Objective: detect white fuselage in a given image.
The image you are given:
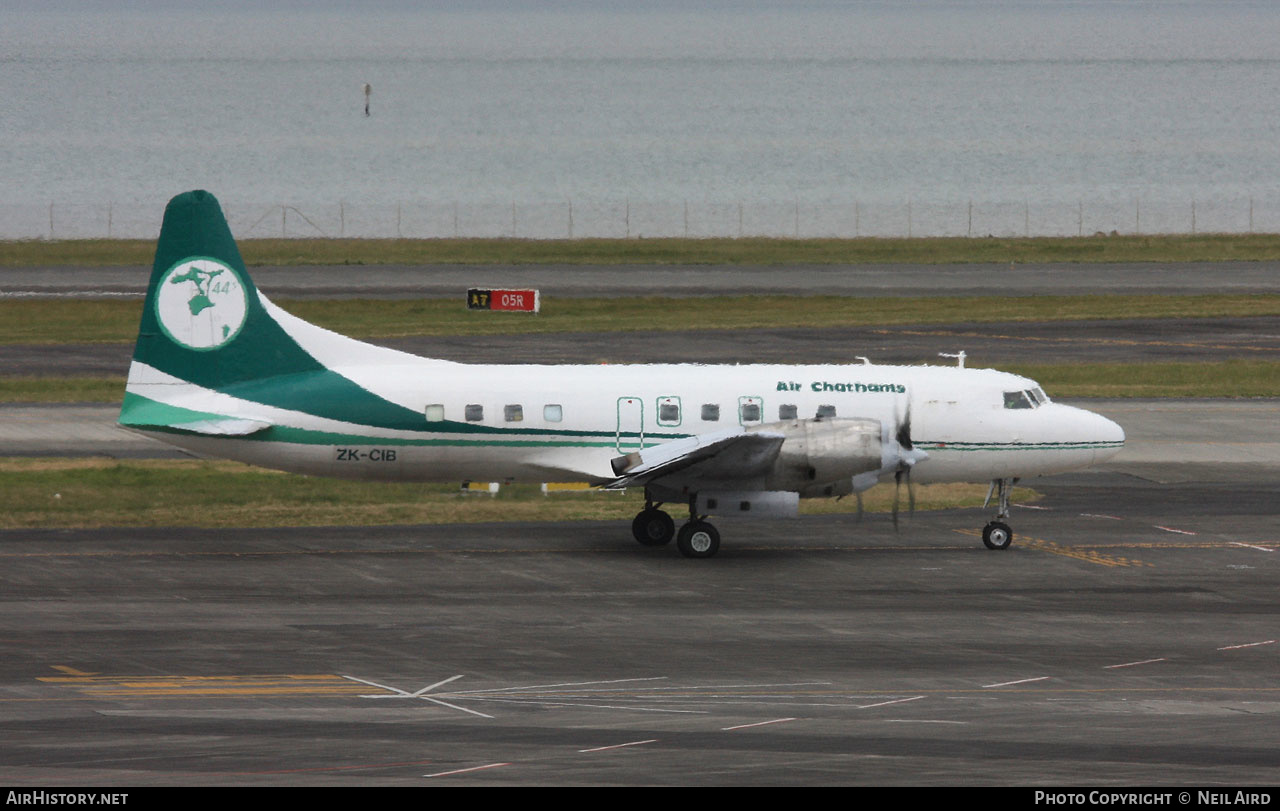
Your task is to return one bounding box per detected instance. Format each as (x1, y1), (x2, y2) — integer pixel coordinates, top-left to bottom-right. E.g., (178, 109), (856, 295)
(129, 357), (1125, 489)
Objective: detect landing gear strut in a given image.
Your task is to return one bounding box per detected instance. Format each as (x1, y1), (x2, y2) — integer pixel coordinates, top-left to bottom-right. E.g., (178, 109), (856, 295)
(982, 477), (1016, 550)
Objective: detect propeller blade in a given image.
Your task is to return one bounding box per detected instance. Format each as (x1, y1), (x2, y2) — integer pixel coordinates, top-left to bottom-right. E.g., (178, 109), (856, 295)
(892, 469), (903, 531)
(907, 467), (916, 517)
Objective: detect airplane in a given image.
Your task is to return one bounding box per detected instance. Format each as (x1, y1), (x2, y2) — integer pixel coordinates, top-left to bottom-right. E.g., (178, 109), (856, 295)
(119, 190), (1126, 558)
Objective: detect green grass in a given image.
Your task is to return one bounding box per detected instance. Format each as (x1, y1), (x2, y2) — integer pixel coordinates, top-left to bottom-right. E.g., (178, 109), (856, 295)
(3, 293), (1278, 345)
(0, 457), (1019, 530)
(8, 233), (1280, 267)
(0, 376), (126, 403)
(1004, 360), (1280, 399)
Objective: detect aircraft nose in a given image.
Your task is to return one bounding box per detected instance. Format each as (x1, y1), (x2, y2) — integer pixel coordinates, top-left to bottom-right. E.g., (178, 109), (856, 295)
(1088, 410), (1125, 463)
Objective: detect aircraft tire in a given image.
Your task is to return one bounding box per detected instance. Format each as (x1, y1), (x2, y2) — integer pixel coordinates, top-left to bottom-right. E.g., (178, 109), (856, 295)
(632, 508), (675, 546)
(676, 520), (720, 558)
(982, 521), (1013, 550)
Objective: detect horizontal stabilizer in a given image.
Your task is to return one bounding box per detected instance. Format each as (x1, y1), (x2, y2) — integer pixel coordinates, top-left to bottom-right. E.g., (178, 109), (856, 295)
(162, 417), (272, 437)
(118, 391), (272, 436)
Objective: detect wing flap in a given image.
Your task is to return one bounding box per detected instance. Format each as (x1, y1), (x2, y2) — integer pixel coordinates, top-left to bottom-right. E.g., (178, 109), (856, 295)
(605, 428), (785, 490)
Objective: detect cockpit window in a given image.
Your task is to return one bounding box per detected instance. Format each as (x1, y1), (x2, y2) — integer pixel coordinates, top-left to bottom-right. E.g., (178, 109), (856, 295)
(1030, 386), (1049, 405)
(1003, 390), (1035, 410)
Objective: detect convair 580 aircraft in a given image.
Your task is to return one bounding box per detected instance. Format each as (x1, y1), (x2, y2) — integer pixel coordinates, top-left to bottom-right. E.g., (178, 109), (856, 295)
(120, 191), (1125, 558)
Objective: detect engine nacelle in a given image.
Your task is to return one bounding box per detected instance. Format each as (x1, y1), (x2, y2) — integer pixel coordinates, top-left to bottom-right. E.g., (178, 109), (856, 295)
(749, 417), (884, 493)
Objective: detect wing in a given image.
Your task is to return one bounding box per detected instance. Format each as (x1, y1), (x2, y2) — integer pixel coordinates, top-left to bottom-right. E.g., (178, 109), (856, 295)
(604, 427), (786, 490)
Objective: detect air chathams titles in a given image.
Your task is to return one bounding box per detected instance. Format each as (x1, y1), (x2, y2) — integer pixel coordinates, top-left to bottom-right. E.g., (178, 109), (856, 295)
(777, 380), (907, 394)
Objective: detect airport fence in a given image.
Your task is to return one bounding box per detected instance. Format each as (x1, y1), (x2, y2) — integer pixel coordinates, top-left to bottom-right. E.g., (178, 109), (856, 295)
(3, 197), (1278, 240)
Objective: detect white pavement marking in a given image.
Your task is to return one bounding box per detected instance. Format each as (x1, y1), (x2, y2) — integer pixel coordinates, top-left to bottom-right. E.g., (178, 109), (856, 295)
(445, 676), (669, 695)
(855, 696), (925, 710)
(425, 762), (511, 778)
(983, 676), (1051, 688)
(1217, 640), (1276, 651)
(1104, 658), (1167, 669)
(722, 718), (797, 731)
(463, 697), (707, 714)
(342, 674), (494, 718)
(579, 739), (658, 753)
(1231, 542), (1275, 552)
(1155, 525), (1197, 535)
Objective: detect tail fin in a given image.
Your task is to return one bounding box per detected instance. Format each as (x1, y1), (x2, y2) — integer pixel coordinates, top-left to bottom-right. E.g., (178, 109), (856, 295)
(129, 190), (321, 389)
(121, 190), (430, 434)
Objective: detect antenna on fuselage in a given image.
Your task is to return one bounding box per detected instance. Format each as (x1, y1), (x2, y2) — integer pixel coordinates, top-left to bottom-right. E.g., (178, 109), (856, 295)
(938, 350), (967, 368)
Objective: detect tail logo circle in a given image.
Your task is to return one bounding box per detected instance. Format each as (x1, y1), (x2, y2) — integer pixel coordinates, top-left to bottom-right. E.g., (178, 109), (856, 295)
(155, 257), (248, 350)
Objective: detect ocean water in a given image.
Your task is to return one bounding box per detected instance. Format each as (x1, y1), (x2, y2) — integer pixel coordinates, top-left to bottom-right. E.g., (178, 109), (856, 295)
(4, 1), (1280, 238)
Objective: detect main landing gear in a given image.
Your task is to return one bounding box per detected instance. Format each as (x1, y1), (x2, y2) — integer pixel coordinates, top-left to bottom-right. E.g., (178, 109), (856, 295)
(631, 493), (721, 558)
(982, 477), (1016, 550)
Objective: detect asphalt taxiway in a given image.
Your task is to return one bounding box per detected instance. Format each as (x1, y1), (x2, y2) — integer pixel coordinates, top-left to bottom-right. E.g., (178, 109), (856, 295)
(0, 472), (1276, 785)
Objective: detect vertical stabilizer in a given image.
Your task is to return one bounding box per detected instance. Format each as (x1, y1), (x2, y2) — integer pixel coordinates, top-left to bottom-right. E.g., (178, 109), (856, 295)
(122, 191), (430, 433)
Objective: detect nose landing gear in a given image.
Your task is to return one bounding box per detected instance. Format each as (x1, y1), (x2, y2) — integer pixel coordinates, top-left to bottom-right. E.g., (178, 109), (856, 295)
(981, 478), (1016, 550)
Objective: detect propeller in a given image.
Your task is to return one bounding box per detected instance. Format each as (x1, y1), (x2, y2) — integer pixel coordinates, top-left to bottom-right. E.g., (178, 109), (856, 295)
(890, 399), (923, 531)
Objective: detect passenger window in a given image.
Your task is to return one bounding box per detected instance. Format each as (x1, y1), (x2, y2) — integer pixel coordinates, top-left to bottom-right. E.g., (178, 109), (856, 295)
(544, 404), (563, 422)
(779, 404), (798, 420)
(504, 404), (524, 422)
(740, 403), (761, 422)
(657, 397), (681, 426)
(425, 404), (445, 422)
(1003, 391), (1033, 410)
(701, 404), (720, 422)
(465, 404), (484, 421)
(817, 405), (837, 418)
